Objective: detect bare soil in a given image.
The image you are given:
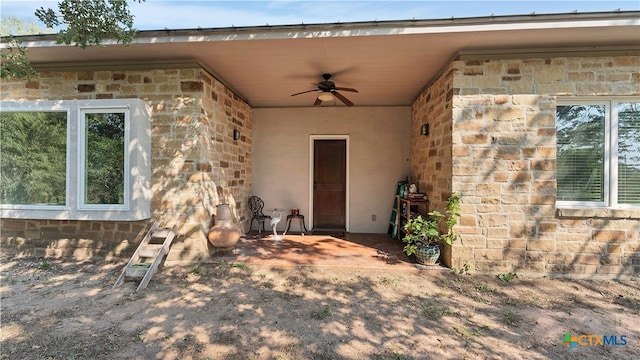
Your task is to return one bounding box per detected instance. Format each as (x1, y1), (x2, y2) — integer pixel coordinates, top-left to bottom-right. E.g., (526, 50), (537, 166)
(1, 254), (638, 360)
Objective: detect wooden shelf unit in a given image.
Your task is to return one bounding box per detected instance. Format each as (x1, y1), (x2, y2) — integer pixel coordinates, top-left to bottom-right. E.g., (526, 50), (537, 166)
(396, 195), (429, 240)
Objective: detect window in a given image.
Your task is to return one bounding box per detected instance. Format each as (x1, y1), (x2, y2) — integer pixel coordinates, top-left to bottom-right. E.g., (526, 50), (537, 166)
(81, 109), (126, 207)
(0, 99), (151, 220)
(1, 111), (67, 206)
(556, 99), (640, 208)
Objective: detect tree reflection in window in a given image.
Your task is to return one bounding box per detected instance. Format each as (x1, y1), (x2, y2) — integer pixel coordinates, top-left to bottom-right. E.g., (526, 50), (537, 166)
(556, 105), (605, 202)
(618, 102), (640, 204)
(0, 111), (67, 205)
(84, 112), (125, 205)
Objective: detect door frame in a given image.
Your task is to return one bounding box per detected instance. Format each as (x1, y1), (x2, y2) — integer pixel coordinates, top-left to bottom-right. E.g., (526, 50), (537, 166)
(309, 134), (350, 232)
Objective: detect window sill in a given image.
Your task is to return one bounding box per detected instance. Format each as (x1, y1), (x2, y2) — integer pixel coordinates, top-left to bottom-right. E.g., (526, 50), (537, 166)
(556, 207), (640, 219)
(0, 207), (151, 221)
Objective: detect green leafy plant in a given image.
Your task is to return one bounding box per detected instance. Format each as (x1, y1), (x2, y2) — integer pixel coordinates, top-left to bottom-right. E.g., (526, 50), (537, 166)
(37, 260), (51, 270)
(497, 272), (520, 283)
(187, 263), (203, 275)
(401, 192), (461, 256)
(475, 282), (494, 293)
(231, 262), (248, 270)
(310, 304), (333, 320)
(35, 0), (145, 49)
(420, 300), (454, 319)
(502, 309), (522, 326)
(0, 38), (38, 80)
(453, 263), (472, 275)
(2, 0), (146, 80)
(402, 213), (439, 256)
(440, 192), (462, 246)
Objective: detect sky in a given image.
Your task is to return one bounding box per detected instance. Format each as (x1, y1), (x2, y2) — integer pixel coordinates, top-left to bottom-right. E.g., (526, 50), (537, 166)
(1, 0), (639, 32)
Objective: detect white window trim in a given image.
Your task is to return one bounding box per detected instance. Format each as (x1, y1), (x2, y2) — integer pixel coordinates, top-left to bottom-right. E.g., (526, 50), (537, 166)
(77, 106), (131, 211)
(556, 97), (640, 210)
(0, 99), (151, 221)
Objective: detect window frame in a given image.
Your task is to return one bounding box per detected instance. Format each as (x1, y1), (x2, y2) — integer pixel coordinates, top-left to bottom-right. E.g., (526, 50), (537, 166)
(556, 97), (640, 210)
(0, 99), (151, 221)
(78, 106), (130, 211)
(0, 106), (72, 210)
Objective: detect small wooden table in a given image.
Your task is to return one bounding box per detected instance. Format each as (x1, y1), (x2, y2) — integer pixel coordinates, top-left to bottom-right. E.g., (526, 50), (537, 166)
(284, 214), (308, 235)
(396, 196), (429, 240)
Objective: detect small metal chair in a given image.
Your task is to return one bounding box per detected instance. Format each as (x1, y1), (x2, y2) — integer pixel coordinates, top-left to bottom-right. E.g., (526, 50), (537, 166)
(248, 196), (271, 236)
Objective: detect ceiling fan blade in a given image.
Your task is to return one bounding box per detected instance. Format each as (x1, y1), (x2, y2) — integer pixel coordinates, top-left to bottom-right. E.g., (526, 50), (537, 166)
(333, 91), (354, 106)
(334, 87), (358, 93)
(313, 98), (322, 106)
(291, 89), (319, 96)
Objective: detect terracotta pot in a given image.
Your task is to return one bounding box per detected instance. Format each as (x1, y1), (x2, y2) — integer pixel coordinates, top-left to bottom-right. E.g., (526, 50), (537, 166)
(207, 204), (242, 250)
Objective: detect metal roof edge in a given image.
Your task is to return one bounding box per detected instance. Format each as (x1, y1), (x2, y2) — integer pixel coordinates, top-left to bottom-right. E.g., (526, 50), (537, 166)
(127, 10), (640, 36)
(3, 10), (639, 46)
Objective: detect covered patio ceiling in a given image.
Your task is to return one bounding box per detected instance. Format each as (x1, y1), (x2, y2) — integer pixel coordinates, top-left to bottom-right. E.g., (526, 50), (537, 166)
(10, 11), (640, 108)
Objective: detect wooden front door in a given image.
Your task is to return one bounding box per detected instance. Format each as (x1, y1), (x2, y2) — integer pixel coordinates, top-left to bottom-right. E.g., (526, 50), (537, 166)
(313, 139), (346, 229)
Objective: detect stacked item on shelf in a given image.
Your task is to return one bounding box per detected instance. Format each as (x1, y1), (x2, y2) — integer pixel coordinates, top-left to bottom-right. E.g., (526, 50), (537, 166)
(407, 192), (427, 200)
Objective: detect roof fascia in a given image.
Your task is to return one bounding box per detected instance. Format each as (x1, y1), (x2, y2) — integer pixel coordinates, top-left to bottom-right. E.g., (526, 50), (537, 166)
(3, 11), (639, 48)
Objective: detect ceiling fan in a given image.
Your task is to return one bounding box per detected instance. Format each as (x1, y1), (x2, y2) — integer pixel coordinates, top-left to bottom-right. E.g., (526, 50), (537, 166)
(290, 73), (359, 106)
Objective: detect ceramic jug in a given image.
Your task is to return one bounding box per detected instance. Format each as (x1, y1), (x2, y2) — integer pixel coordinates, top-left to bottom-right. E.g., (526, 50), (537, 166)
(207, 204), (242, 250)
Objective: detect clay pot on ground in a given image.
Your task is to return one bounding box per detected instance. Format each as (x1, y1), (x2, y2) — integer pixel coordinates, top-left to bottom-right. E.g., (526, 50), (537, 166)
(207, 204), (242, 251)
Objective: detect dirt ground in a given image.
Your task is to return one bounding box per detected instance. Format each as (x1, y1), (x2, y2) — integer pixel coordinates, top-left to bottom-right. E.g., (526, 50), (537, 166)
(1, 253), (638, 360)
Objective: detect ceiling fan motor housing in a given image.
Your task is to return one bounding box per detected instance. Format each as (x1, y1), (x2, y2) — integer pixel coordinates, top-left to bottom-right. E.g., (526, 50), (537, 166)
(290, 73), (358, 106)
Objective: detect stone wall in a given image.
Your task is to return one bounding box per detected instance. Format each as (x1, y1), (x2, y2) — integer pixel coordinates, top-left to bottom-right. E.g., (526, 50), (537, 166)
(412, 55), (640, 278)
(410, 63), (456, 267)
(452, 55), (640, 278)
(412, 56), (640, 278)
(0, 66), (252, 263)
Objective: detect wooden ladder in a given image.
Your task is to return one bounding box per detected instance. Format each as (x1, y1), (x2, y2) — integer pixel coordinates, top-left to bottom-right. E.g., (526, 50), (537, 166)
(113, 219), (180, 291)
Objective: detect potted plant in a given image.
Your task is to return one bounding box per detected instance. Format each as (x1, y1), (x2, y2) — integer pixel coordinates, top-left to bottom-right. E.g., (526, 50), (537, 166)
(402, 213), (441, 265)
(402, 193), (461, 265)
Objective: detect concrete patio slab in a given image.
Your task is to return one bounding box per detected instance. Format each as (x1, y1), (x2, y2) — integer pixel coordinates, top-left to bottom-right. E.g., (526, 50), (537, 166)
(207, 232), (449, 271)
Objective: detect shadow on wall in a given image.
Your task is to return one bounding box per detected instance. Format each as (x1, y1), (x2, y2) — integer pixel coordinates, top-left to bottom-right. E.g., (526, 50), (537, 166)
(466, 102), (639, 279)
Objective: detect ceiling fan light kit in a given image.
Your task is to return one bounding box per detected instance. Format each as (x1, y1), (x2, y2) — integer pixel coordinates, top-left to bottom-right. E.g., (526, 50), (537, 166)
(317, 93), (334, 102)
(291, 73), (358, 106)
